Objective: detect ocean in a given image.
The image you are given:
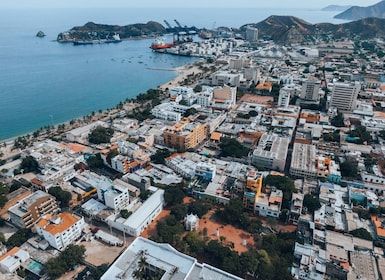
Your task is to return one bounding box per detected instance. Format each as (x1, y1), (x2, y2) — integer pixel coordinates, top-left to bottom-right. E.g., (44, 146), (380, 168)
(0, 7), (347, 141)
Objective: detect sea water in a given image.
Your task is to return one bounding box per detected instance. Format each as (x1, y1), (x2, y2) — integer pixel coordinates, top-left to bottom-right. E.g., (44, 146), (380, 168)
(0, 7), (346, 141)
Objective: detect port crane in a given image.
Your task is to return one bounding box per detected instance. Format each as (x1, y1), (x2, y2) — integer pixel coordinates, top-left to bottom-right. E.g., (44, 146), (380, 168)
(163, 20), (173, 30)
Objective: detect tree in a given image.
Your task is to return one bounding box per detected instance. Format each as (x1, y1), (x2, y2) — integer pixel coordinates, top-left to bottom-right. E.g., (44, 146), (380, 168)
(219, 137), (249, 158)
(151, 149), (172, 164)
(106, 149), (119, 165)
(20, 156), (40, 173)
(303, 194), (321, 214)
(120, 209), (132, 219)
(330, 112), (345, 127)
(170, 204), (188, 221)
(349, 228), (373, 241)
(340, 160), (359, 179)
(88, 126), (114, 144)
(86, 153), (104, 168)
(193, 84), (202, 92)
(0, 232), (5, 243)
(164, 187), (185, 206)
(6, 228), (33, 248)
(188, 200), (210, 218)
(48, 186), (72, 207)
(264, 175), (296, 209)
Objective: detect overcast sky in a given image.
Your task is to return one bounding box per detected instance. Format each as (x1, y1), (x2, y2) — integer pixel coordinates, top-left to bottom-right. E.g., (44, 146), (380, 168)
(2, 0), (381, 9)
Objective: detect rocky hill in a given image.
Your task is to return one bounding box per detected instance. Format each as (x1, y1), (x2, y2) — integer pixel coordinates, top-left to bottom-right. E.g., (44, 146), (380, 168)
(334, 0), (385, 20)
(57, 21), (166, 42)
(242, 15), (385, 44)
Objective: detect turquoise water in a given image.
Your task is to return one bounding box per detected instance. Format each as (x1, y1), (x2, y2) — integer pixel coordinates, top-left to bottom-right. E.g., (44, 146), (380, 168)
(0, 7), (344, 141)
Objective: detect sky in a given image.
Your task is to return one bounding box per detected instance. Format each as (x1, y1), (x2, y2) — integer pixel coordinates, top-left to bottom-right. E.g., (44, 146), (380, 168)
(1, 0), (382, 9)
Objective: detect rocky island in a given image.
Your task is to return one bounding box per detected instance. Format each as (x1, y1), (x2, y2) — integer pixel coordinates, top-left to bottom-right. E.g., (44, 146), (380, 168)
(36, 30), (46, 38)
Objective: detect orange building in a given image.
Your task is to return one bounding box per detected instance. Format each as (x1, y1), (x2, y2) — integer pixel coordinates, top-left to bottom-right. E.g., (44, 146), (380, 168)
(164, 119), (209, 150)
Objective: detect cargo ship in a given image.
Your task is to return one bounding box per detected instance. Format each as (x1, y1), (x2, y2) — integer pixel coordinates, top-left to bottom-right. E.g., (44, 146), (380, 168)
(73, 33), (122, 45)
(150, 37), (174, 50)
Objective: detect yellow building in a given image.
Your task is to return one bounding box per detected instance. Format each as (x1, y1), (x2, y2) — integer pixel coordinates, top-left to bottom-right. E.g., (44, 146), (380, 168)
(243, 171), (263, 211)
(164, 119), (209, 150)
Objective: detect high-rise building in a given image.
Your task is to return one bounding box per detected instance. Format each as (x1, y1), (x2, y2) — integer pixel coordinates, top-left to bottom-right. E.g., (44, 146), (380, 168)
(329, 82), (360, 112)
(245, 26), (259, 42)
(300, 80), (321, 101)
(278, 88), (291, 108)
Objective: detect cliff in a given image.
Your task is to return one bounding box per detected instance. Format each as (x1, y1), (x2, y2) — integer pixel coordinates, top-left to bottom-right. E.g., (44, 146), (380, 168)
(334, 0), (385, 20)
(57, 21), (166, 42)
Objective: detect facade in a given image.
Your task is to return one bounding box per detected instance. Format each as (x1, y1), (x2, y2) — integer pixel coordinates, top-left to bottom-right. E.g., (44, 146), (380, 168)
(329, 81), (360, 112)
(0, 247), (30, 274)
(255, 189), (283, 218)
(8, 190), (57, 229)
(164, 119), (209, 150)
(195, 162), (216, 181)
(300, 80), (321, 101)
(212, 86), (237, 110)
(251, 133), (290, 171)
(245, 26), (259, 42)
(96, 180), (130, 211)
(290, 143), (318, 178)
(278, 88), (291, 108)
(101, 237), (243, 280)
(35, 212), (86, 250)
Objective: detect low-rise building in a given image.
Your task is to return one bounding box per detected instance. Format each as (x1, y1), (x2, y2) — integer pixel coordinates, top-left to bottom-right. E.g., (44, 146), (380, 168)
(8, 190), (57, 229)
(0, 247), (30, 274)
(35, 212), (86, 250)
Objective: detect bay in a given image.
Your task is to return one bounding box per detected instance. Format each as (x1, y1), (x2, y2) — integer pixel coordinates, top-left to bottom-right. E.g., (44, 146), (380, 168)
(0, 7), (346, 141)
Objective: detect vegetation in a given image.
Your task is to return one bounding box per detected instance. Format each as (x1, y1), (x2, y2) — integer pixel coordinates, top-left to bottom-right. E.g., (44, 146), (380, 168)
(330, 112), (345, 127)
(120, 209), (132, 219)
(170, 204), (188, 221)
(303, 194), (321, 214)
(164, 186), (185, 206)
(151, 149), (172, 164)
(349, 228), (373, 241)
(106, 149), (119, 165)
(219, 137), (249, 158)
(264, 175), (296, 209)
(84, 263), (110, 280)
(45, 244), (86, 279)
(88, 126), (114, 144)
(48, 186), (72, 207)
(187, 200), (211, 218)
(20, 156), (40, 173)
(348, 125), (372, 144)
(86, 153), (104, 168)
(6, 228), (33, 248)
(139, 189), (152, 201)
(340, 160), (359, 179)
(323, 130), (340, 142)
(155, 215), (184, 245)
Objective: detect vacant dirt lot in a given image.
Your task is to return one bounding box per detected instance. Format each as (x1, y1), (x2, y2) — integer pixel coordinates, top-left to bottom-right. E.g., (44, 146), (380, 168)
(80, 238), (126, 266)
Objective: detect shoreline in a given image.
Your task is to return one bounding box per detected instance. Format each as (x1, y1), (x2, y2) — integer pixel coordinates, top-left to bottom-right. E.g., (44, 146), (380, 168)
(0, 61), (205, 149)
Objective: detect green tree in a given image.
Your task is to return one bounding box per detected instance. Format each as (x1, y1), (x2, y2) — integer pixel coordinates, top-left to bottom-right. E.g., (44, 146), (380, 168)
(170, 204), (188, 221)
(88, 126), (114, 144)
(48, 186), (72, 207)
(303, 194), (321, 214)
(219, 137), (249, 158)
(0, 232), (6, 243)
(349, 228), (373, 241)
(20, 156), (40, 173)
(120, 209), (132, 219)
(6, 228), (33, 248)
(188, 200), (210, 218)
(151, 149), (172, 164)
(164, 187), (185, 206)
(340, 160), (359, 179)
(86, 153), (104, 168)
(106, 149), (119, 165)
(264, 175), (296, 209)
(330, 112), (345, 127)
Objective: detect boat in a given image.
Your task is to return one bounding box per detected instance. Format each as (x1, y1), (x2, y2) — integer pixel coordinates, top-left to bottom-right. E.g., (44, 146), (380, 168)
(150, 37), (174, 50)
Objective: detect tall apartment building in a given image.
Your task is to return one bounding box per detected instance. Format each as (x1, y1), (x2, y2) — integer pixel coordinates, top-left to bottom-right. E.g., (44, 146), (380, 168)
(278, 88), (291, 108)
(35, 212), (86, 250)
(300, 80), (321, 101)
(245, 26), (259, 42)
(164, 119), (209, 150)
(8, 190), (57, 229)
(329, 82), (360, 112)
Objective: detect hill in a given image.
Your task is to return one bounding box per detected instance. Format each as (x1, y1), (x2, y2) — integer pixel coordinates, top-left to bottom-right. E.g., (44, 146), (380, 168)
(334, 0), (385, 20)
(322, 5), (352, 12)
(57, 21), (166, 42)
(243, 15), (385, 44)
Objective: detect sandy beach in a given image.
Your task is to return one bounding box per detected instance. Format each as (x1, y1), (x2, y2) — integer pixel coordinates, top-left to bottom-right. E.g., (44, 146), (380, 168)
(159, 64), (203, 90)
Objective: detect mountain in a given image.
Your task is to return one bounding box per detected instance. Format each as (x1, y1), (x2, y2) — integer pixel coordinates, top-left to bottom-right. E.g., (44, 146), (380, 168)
(57, 21), (166, 42)
(322, 5), (352, 12)
(243, 15), (385, 44)
(334, 0), (385, 20)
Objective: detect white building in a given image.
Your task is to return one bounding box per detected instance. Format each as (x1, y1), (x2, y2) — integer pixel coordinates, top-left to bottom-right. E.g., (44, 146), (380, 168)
(195, 162), (216, 181)
(101, 237), (243, 280)
(65, 120), (108, 143)
(107, 187), (164, 237)
(329, 81), (360, 112)
(184, 213), (200, 231)
(196, 87), (213, 107)
(35, 213), (86, 250)
(290, 143), (318, 178)
(278, 88), (291, 108)
(245, 26), (258, 42)
(0, 247), (30, 274)
(251, 133), (290, 171)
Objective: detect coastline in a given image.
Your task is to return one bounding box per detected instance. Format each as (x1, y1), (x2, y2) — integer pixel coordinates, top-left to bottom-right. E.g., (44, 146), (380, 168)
(0, 61), (203, 151)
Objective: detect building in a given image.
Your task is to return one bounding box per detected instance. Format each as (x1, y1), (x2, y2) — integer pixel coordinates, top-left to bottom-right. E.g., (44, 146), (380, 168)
(107, 187), (164, 237)
(255, 189), (283, 218)
(164, 119), (209, 150)
(184, 213), (200, 231)
(301, 80), (321, 101)
(290, 143), (318, 178)
(212, 86), (237, 110)
(329, 81), (360, 112)
(251, 133), (290, 171)
(35, 212), (86, 250)
(278, 88), (290, 108)
(96, 179), (130, 211)
(0, 247), (30, 274)
(101, 237), (243, 280)
(245, 25), (258, 42)
(8, 190), (57, 229)
(195, 162), (216, 181)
